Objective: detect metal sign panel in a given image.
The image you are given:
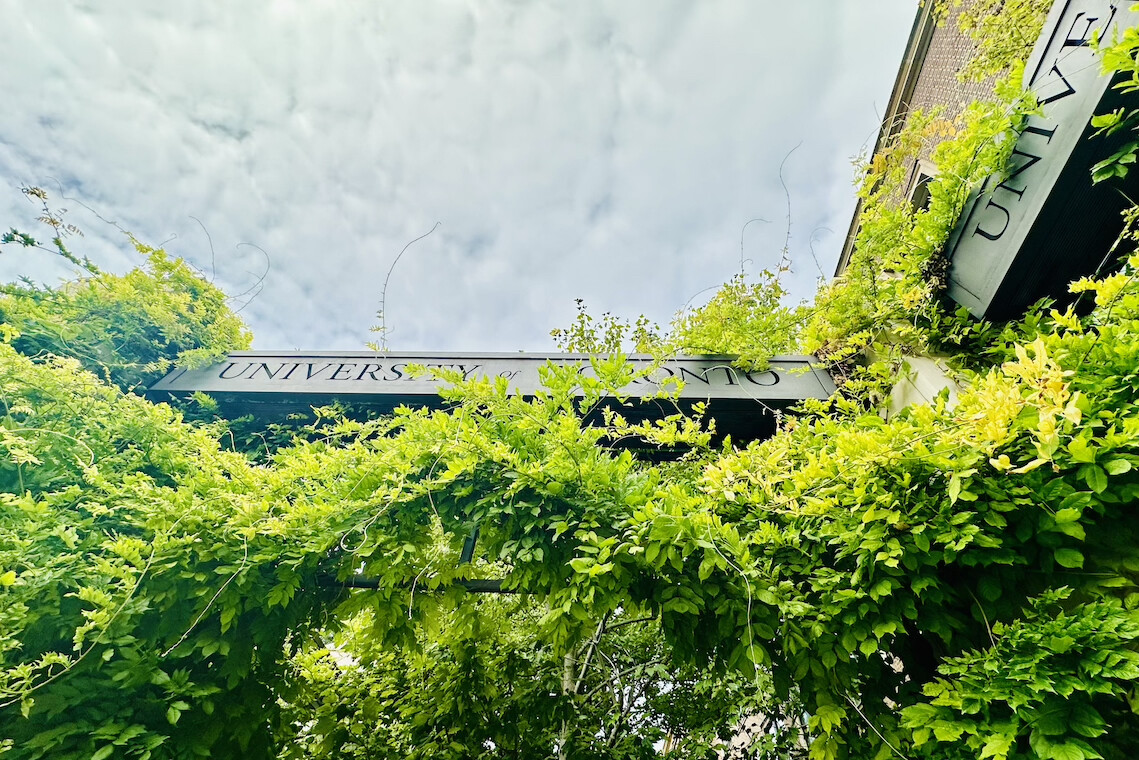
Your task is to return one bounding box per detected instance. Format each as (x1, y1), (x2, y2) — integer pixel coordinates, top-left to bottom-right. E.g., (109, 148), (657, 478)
(945, 0), (1139, 319)
(149, 352), (832, 401)
(147, 352), (835, 444)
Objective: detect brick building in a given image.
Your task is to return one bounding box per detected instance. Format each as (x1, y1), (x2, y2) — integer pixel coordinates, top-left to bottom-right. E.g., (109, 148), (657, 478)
(835, 0), (1139, 322)
(834, 2), (998, 275)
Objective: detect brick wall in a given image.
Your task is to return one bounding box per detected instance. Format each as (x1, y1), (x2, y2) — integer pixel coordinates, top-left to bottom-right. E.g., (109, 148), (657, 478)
(836, 0), (1011, 273)
(909, 6), (998, 117)
(905, 3), (1000, 182)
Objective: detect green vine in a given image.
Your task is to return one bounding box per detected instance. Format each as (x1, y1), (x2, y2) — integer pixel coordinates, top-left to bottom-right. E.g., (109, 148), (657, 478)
(3, 6), (1139, 759)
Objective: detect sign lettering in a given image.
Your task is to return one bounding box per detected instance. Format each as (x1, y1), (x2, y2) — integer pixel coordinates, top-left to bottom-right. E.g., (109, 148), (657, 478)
(945, 0), (1139, 319)
(149, 352), (831, 404)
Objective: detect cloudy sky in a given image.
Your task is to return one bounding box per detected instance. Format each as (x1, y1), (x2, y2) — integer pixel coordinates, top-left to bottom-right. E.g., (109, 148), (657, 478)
(0, 0), (916, 352)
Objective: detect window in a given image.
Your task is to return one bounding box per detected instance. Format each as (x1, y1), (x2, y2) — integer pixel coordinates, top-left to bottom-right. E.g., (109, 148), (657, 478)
(909, 160), (937, 212)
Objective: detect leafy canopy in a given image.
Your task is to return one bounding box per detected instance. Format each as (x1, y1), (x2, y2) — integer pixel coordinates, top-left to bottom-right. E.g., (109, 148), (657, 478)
(4, 6), (1139, 759)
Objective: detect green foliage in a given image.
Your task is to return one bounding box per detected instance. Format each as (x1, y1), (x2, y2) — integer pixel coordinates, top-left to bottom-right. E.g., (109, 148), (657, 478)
(550, 298), (663, 355)
(701, 248), (1139, 757)
(903, 591), (1139, 760)
(0, 332), (754, 758)
(0, 345), (326, 759)
(933, 0), (1052, 83)
(4, 8), (1139, 759)
(802, 70), (1035, 366)
(552, 268), (801, 372)
(669, 268), (804, 370)
(280, 603), (781, 760)
(0, 189), (251, 391)
(5, 231), (1139, 756)
(1091, 13), (1139, 183)
(280, 603), (565, 759)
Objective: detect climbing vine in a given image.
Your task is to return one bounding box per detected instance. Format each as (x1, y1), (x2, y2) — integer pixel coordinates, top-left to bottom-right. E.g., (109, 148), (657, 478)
(0, 198), (250, 391)
(3, 4), (1139, 760)
(934, 0), (1052, 83)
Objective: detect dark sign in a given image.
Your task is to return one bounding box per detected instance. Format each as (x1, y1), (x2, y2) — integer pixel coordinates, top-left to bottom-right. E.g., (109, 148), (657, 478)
(147, 352), (836, 445)
(945, 0), (1139, 319)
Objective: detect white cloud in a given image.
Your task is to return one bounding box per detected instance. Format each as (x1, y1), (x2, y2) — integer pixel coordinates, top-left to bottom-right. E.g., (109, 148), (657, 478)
(0, 0), (917, 351)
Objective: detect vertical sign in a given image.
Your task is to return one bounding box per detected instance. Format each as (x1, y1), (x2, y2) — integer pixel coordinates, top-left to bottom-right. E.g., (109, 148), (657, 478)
(945, 1), (1139, 319)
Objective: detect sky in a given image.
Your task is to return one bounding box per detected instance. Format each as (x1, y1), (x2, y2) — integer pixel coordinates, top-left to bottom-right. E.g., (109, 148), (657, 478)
(0, 0), (917, 352)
